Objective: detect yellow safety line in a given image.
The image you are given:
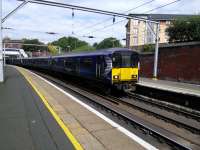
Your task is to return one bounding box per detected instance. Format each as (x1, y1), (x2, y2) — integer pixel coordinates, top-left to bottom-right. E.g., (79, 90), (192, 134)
(18, 68), (83, 150)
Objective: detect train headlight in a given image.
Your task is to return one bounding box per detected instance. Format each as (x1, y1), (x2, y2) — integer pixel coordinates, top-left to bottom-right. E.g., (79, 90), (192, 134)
(113, 75), (119, 79)
(132, 75), (137, 78)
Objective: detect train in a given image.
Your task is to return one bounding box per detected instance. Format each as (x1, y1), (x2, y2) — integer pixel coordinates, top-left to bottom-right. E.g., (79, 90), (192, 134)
(8, 48), (139, 91)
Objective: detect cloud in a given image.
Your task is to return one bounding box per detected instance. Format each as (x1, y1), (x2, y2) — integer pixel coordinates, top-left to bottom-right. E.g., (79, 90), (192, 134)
(2, 0), (200, 45)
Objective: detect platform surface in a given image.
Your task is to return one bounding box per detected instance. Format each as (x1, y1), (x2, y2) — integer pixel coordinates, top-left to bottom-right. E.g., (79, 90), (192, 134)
(0, 66), (75, 150)
(11, 66), (153, 150)
(139, 78), (200, 97)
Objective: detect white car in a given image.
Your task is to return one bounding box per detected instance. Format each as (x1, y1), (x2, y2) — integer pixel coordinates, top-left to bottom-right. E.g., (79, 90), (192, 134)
(3, 48), (28, 58)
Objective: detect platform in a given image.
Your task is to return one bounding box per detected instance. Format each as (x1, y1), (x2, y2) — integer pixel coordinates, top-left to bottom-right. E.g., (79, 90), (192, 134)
(138, 78), (200, 97)
(0, 66), (75, 150)
(0, 66), (157, 150)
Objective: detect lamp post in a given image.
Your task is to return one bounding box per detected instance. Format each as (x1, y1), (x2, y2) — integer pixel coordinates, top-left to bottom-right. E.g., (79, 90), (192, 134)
(153, 23), (160, 79)
(3, 42), (6, 66)
(0, 0), (3, 82)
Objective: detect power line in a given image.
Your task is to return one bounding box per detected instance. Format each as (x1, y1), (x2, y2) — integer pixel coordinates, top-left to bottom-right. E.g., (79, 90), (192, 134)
(75, 0), (156, 33)
(124, 0), (156, 13)
(84, 0), (182, 36)
(2, 27), (61, 35)
(6, 0), (182, 43)
(2, 0), (28, 23)
(18, 0), (157, 23)
(2, 26), (107, 40)
(84, 19), (127, 35)
(144, 0), (181, 13)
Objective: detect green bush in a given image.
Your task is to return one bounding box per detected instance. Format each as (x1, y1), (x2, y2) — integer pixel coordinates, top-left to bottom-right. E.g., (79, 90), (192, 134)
(143, 44), (154, 52)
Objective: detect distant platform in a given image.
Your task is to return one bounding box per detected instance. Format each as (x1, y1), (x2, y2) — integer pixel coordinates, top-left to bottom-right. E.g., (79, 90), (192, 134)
(138, 78), (200, 97)
(0, 66), (75, 150)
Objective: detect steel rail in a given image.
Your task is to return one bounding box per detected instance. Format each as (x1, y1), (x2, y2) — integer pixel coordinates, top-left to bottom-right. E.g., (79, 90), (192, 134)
(127, 92), (200, 121)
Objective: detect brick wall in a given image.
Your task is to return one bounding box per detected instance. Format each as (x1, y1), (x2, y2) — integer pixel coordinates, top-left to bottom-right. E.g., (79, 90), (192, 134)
(139, 42), (200, 84)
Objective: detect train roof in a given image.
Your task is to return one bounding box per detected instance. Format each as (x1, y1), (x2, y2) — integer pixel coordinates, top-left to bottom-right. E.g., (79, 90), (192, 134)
(53, 48), (138, 58)
(24, 48), (138, 59)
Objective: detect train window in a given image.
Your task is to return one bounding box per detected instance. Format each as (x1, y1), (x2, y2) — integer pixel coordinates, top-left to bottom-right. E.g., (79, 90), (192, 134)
(64, 58), (77, 71)
(64, 59), (72, 67)
(121, 54), (132, 67)
(82, 58), (93, 69)
(112, 53), (121, 68)
(52, 59), (57, 65)
(131, 54), (139, 67)
(113, 52), (139, 68)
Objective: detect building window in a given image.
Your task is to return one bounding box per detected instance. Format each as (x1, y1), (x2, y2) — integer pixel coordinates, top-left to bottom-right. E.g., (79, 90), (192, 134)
(133, 20), (138, 26)
(142, 32), (145, 44)
(133, 37), (138, 45)
(133, 28), (138, 36)
(166, 21), (171, 25)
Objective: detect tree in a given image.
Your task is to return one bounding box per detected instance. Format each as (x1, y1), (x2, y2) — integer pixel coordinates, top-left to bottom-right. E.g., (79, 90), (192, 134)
(51, 36), (91, 52)
(72, 44), (95, 52)
(48, 44), (58, 55)
(96, 37), (122, 49)
(143, 44), (154, 52)
(166, 16), (200, 42)
(22, 39), (46, 52)
(93, 42), (98, 48)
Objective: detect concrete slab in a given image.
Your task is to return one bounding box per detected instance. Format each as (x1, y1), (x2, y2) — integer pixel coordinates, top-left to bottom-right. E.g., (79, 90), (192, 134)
(74, 130), (106, 150)
(0, 66), (75, 150)
(77, 115), (114, 132)
(139, 77), (200, 97)
(15, 66), (154, 150)
(93, 128), (145, 150)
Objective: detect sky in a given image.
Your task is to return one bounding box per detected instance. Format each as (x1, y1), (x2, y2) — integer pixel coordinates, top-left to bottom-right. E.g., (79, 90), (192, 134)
(2, 0), (200, 45)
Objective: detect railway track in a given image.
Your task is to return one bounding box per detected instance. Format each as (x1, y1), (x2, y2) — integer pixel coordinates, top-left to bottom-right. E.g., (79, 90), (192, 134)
(120, 93), (200, 134)
(127, 92), (200, 122)
(135, 85), (200, 111)
(32, 70), (200, 150)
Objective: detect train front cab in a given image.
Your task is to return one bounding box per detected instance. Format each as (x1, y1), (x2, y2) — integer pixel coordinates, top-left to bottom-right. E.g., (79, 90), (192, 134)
(111, 51), (139, 90)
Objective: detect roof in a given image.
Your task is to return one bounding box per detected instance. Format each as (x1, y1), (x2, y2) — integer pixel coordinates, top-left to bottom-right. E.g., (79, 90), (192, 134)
(3, 39), (23, 43)
(53, 48), (138, 58)
(128, 14), (198, 21)
(28, 48), (138, 59)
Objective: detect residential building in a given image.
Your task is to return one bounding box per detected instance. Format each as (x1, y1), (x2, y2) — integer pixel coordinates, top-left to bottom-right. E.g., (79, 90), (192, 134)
(126, 14), (196, 49)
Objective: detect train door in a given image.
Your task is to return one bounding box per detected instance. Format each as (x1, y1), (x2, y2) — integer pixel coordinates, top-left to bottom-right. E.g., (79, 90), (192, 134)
(96, 56), (104, 78)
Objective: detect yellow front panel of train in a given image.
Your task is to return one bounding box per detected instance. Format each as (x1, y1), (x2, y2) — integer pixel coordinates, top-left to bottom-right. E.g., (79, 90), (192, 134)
(112, 68), (138, 82)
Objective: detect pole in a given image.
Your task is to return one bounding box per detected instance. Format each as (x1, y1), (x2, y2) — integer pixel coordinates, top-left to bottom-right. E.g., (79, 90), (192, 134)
(153, 23), (160, 79)
(0, 0), (4, 82)
(58, 47), (61, 54)
(3, 42), (5, 66)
